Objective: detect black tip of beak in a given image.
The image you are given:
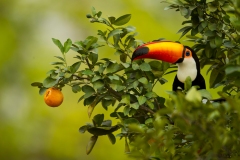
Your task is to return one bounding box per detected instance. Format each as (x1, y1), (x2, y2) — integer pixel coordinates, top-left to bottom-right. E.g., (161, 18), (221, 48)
(131, 47), (149, 61)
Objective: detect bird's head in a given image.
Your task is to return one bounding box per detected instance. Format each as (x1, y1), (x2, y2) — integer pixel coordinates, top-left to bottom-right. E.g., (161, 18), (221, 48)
(131, 41), (196, 65)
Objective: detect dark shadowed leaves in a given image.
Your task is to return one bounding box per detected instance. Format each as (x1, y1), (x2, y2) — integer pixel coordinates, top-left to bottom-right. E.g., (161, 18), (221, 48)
(108, 133), (116, 144)
(86, 135), (98, 155)
(93, 114), (104, 127)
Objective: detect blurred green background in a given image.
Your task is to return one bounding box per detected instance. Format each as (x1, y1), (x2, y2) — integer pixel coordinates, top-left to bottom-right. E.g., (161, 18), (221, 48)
(0, 0), (217, 159)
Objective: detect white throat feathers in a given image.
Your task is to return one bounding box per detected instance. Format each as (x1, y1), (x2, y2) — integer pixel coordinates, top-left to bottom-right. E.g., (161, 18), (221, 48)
(177, 57), (197, 83)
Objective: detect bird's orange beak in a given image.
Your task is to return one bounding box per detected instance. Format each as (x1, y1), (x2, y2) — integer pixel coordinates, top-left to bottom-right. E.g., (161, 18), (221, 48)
(132, 41), (185, 63)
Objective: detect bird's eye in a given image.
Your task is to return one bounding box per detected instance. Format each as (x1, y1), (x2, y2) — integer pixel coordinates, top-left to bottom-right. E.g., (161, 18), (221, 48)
(186, 51), (190, 56)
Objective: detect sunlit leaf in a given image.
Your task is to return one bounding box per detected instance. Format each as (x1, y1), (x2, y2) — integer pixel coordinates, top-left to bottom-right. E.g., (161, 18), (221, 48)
(137, 96), (147, 105)
(138, 77), (148, 84)
(121, 94), (130, 104)
(185, 87), (202, 102)
(64, 38), (72, 53)
(130, 102), (139, 109)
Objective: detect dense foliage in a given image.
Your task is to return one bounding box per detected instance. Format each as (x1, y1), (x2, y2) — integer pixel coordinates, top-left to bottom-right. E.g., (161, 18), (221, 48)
(32, 0), (240, 159)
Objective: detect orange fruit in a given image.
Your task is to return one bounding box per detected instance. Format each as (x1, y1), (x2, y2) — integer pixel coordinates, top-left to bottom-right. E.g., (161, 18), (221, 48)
(44, 87), (63, 107)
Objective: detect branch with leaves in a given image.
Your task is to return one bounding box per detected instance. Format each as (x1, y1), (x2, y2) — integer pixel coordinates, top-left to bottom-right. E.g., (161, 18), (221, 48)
(32, 2), (240, 159)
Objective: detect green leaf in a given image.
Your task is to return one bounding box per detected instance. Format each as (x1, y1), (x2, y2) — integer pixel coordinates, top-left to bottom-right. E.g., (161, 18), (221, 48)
(185, 87), (202, 102)
(177, 26), (192, 39)
(52, 38), (64, 54)
(72, 85), (81, 93)
(51, 62), (65, 66)
(78, 95), (85, 103)
(138, 77), (148, 85)
(82, 85), (95, 98)
(79, 125), (88, 133)
(54, 56), (65, 62)
(146, 100), (154, 109)
(108, 133), (116, 144)
(132, 81), (139, 88)
(102, 99), (113, 110)
(125, 137), (130, 153)
(123, 106), (130, 116)
(125, 26), (136, 32)
(106, 62), (121, 73)
(224, 41), (235, 48)
(31, 82), (43, 87)
(43, 77), (58, 88)
(39, 87), (47, 95)
(107, 29), (123, 39)
(89, 52), (98, 65)
(215, 36), (222, 48)
(86, 36), (98, 50)
(123, 118), (139, 125)
(184, 76), (192, 91)
(108, 16), (116, 24)
(198, 89), (212, 100)
(121, 62), (130, 68)
(137, 96), (147, 105)
(113, 14), (131, 26)
(208, 3), (217, 12)
(162, 61), (170, 72)
(210, 68), (224, 88)
(84, 96), (96, 106)
(64, 38), (72, 53)
(149, 61), (162, 70)
(86, 135), (98, 155)
(70, 62), (81, 73)
(96, 11), (102, 18)
(120, 53), (127, 63)
(146, 92), (158, 98)
(130, 102), (139, 109)
(121, 94), (130, 104)
(109, 75), (119, 80)
(204, 45), (213, 58)
(225, 65), (240, 75)
(204, 30), (215, 37)
(179, 6), (189, 17)
(93, 80), (104, 90)
(92, 75), (101, 82)
(208, 23), (217, 31)
(140, 62), (151, 71)
(132, 62), (139, 70)
(82, 69), (94, 75)
(163, 0), (183, 5)
(91, 7), (96, 16)
(93, 114), (104, 127)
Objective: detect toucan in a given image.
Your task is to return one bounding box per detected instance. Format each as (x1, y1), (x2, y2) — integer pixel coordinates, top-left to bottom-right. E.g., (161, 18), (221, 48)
(131, 41), (206, 91)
